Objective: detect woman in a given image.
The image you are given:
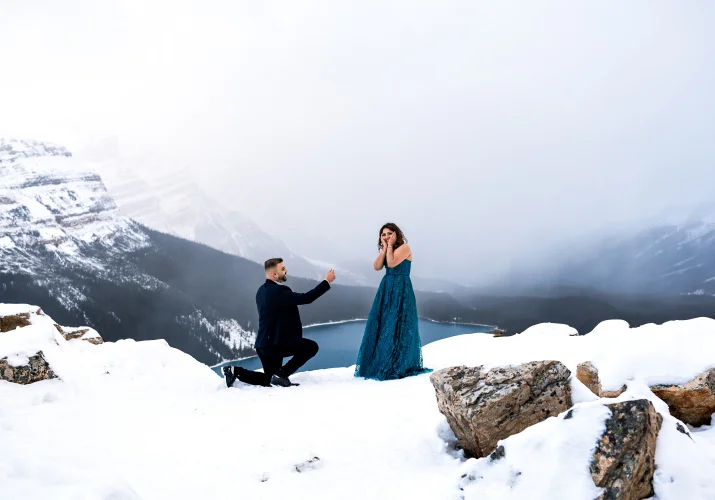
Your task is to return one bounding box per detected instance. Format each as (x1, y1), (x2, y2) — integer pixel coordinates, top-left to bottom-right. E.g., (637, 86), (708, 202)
(355, 223), (431, 380)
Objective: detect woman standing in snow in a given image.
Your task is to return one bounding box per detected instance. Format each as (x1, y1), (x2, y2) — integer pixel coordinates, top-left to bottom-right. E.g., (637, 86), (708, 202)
(354, 223), (431, 380)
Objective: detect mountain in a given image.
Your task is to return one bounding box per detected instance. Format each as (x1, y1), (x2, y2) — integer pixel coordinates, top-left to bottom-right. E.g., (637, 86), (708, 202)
(0, 138), (253, 363)
(460, 207), (715, 335)
(544, 210), (715, 297)
(0, 139), (486, 364)
(0, 138), (150, 276)
(471, 203), (715, 301)
(89, 157), (349, 282)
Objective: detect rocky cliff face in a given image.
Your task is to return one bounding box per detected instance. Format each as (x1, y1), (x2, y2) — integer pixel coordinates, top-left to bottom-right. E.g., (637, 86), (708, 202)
(0, 138), (149, 276)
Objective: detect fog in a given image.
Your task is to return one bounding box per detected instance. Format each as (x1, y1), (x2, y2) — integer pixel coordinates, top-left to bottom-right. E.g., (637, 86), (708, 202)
(2, 1), (714, 284)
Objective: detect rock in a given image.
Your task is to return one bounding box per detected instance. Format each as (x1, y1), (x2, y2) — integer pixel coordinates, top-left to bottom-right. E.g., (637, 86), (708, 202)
(675, 422), (693, 441)
(577, 361), (627, 398)
(53, 323), (104, 345)
(0, 312), (31, 332)
(651, 369), (715, 427)
(488, 328), (505, 337)
(294, 456), (321, 473)
(590, 399), (662, 500)
(489, 445), (505, 461)
(0, 351), (57, 384)
(430, 361), (572, 458)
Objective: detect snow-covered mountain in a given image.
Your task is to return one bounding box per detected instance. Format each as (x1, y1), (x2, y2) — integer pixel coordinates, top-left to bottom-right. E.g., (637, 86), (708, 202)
(0, 139), (257, 362)
(552, 211), (715, 296)
(91, 157), (329, 281)
(0, 138), (149, 278)
(485, 204), (715, 298)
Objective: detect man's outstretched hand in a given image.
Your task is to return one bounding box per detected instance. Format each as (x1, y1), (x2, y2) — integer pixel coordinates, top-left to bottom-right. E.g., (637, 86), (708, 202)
(325, 269), (336, 284)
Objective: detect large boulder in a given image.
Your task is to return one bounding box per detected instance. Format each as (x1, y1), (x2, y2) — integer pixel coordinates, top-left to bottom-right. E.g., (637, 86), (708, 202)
(577, 361), (627, 398)
(0, 352), (57, 384)
(590, 399), (662, 500)
(430, 361), (572, 458)
(651, 369), (715, 427)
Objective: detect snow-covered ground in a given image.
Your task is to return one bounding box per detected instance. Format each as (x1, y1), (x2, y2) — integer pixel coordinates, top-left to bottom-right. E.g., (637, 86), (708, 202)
(2, 305), (715, 499)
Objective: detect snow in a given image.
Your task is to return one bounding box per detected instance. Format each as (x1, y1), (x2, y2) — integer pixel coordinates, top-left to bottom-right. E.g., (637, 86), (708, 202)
(2, 306), (715, 499)
(0, 235), (15, 249)
(215, 318), (256, 352)
(0, 303), (38, 317)
(176, 312), (255, 357)
(458, 402), (611, 499)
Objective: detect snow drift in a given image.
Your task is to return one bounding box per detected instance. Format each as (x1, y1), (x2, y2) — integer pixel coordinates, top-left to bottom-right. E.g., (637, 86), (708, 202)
(1, 303), (715, 499)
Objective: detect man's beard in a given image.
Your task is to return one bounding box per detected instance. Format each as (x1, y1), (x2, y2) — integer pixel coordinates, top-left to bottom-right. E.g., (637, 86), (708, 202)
(279, 274), (288, 282)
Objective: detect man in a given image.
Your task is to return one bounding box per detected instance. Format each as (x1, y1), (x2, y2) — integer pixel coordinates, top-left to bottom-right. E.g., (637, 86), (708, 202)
(223, 258), (336, 388)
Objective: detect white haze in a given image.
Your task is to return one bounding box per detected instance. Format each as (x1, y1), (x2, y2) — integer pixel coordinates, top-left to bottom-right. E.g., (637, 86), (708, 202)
(1, 1), (714, 284)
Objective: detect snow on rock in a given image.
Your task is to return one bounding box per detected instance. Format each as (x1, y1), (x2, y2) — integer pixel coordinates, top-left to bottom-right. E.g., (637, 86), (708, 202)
(0, 305), (104, 383)
(1, 306), (715, 499)
(0, 352), (56, 384)
(457, 401), (612, 499)
(576, 361), (627, 398)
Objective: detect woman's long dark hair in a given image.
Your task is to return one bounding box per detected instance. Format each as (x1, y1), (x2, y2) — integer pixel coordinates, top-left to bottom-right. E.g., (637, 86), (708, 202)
(377, 222), (407, 250)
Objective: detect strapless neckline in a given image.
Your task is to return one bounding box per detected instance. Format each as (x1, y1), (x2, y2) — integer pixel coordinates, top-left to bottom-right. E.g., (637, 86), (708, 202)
(386, 259), (412, 276)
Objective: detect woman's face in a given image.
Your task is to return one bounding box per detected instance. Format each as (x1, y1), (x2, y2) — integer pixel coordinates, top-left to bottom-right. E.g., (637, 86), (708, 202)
(381, 228), (394, 242)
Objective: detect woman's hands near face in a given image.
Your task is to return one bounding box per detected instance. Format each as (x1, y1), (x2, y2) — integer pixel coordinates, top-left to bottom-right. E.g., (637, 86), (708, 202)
(387, 232), (397, 247)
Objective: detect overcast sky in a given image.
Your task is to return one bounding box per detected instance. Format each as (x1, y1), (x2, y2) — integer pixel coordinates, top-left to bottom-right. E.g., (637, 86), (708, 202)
(2, 1), (714, 283)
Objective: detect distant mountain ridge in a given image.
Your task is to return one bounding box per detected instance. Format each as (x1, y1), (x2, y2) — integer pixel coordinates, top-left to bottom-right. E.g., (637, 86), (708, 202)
(91, 157), (340, 282)
(553, 213), (715, 297)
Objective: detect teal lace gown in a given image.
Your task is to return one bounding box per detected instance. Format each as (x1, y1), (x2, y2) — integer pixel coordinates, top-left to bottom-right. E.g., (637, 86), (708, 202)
(355, 259), (431, 380)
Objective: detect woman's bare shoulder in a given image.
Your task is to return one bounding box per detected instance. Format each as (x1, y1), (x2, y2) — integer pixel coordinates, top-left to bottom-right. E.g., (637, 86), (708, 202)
(400, 243), (413, 259)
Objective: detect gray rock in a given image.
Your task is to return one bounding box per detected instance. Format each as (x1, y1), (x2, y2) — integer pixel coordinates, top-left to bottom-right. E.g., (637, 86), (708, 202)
(430, 361), (572, 458)
(590, 399), (662, 500)
(0, 351), (57, 384)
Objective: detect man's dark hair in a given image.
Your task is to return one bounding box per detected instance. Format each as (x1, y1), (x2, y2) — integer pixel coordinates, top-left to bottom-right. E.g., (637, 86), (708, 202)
(264, 258), (284, 271)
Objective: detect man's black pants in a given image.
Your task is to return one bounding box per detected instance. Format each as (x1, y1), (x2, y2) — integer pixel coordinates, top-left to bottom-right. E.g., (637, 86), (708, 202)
(235, 338), (319, 386)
